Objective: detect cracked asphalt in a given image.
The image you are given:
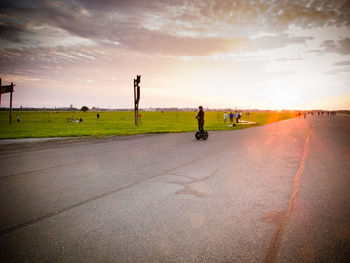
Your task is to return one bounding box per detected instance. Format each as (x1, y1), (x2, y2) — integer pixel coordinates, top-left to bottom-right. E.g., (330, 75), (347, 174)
(0, 114), (349, 262)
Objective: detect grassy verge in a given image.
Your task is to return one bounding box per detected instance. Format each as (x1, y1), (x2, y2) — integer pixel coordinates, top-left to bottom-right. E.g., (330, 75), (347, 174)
(0, 111), (296, 139)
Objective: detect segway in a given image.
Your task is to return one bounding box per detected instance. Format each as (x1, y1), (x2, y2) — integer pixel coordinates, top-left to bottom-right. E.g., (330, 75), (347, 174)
(195, 130), (209, 140)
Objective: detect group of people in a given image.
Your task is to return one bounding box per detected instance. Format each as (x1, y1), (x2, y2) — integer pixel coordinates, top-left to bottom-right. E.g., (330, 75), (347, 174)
(313, 111), (337, 116)
(224, 111), (242, 124)
(297, 111), (337, 118)
(67, 117), (83, 123)
(297, 112), (306, 118)
(195, 107), (247, 132)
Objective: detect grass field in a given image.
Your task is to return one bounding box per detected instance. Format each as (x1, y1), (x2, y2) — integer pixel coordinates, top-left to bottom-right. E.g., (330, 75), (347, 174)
(0, 111), (296, 139)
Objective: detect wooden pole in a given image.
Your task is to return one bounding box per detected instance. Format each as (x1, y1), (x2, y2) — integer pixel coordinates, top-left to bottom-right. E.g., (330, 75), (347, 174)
(134, 79), (139, 126)
(0, 78), (2, 108)
(133, 76), (141, 126)
(135, 106), (139, 126)
(133, 79), (135, 125)
(9, 82), (13, 124)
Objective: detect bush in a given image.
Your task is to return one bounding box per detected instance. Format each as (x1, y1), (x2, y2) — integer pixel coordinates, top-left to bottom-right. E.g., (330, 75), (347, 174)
(81, 106), (89, 112)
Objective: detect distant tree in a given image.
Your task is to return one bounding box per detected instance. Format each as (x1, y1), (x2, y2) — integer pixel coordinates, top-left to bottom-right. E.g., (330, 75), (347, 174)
(81, 106), (89, 112)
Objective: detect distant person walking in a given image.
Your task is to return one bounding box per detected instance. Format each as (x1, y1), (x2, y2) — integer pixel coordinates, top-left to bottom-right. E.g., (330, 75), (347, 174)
(229, 112), (234, 124)
(224, 112), (227, 124)
(97, 113), (100, 119)
(16, 115), (20, 122)
(195, 106), (204, 132)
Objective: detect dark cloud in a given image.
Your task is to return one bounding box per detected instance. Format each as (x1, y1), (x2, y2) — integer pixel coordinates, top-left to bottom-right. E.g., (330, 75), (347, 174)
(0, 23), (25, 42)
(0, 45), (106, 78)
(329, 59), (350, 75)
(0, 0), (38, 10)
(337, 38), (350, 54)
(334, 60), (350, 66)
(321, 37), (350, 55)
(0, 0), (349, 56)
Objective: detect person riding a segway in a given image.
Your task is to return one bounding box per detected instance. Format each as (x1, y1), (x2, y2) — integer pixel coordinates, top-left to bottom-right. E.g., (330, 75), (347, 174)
(195, 106), (209, 140)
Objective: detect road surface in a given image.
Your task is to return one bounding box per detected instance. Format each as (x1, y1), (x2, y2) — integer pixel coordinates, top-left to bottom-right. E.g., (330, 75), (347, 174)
(0, 114), (349, 262)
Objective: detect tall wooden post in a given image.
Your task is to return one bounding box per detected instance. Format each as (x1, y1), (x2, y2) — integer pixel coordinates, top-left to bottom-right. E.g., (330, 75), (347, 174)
(134, 79), (138, 125)
(0, 78), (2, 108)
(9, 82), (13, 123)
(134, 75), (141, 126)
(9, 82), (13, 124)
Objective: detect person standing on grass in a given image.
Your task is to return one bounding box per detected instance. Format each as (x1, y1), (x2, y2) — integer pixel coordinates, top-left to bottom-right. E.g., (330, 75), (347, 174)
(235, 111), (239, 123)
(195, 106), (205, 132)
(224, 112), (227, 124)
(229, 112), (234, 124)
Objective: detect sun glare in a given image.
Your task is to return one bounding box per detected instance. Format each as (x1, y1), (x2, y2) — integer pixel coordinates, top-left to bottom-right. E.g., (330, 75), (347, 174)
(267, 79), (301, 110)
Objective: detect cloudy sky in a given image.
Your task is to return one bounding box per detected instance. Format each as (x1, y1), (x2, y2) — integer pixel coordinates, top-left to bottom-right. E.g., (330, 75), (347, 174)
(1, 0), (350, 110)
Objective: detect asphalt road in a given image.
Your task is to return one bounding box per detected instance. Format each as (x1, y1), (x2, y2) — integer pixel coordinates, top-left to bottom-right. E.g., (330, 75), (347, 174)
(0, 115), (349, 262)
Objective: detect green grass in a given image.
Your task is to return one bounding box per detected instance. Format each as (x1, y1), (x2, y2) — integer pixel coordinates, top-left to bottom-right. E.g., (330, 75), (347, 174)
(0, 111), (296, 139)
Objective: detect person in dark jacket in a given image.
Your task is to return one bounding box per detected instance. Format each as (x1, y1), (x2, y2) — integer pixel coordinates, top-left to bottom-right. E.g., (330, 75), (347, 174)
(229, 112), (234, 123)
(195, 106), (204, 132)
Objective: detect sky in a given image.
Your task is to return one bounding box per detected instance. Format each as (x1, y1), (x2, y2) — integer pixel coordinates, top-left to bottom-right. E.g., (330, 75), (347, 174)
(0, 0), (350, 110)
